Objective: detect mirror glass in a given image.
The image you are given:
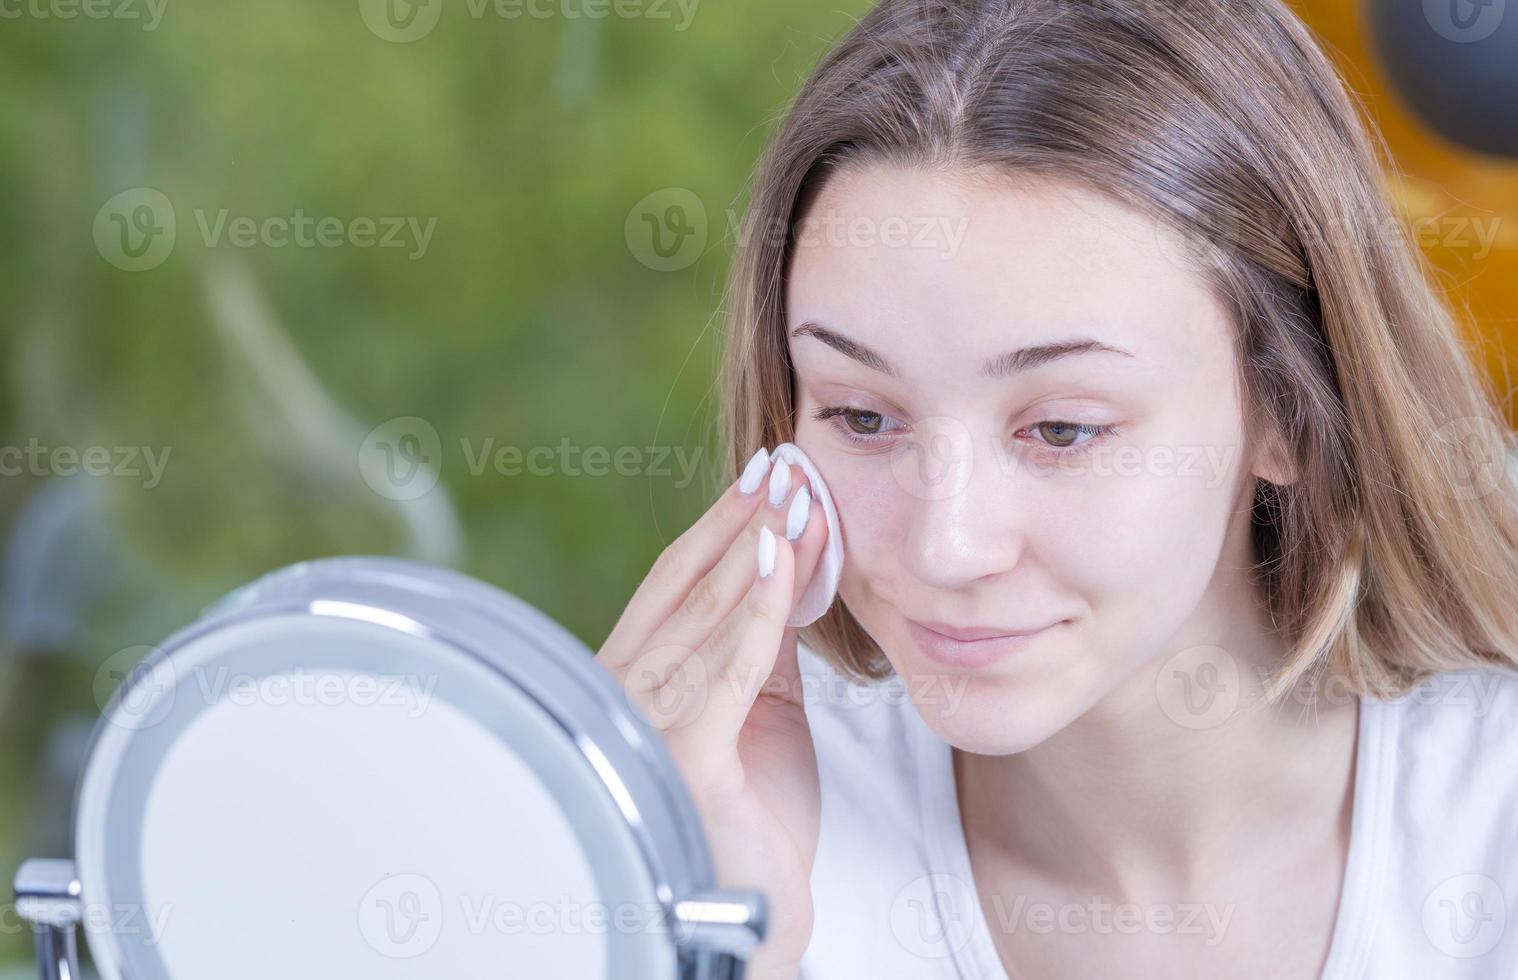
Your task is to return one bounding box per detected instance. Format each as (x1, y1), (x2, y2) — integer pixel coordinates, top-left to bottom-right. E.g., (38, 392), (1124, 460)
(72, 587), (683, 979)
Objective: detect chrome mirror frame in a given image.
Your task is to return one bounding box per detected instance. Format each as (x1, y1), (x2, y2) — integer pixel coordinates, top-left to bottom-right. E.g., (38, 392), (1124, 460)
(14, 557), (765, 980)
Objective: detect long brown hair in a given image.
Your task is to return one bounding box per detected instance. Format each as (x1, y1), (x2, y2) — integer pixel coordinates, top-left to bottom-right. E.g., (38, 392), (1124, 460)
(717, 0), (1518, 701)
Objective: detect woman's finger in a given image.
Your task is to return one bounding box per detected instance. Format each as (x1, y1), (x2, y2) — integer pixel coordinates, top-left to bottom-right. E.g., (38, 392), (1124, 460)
(634, 464), (813, 680)
(661, 525), (797, 755)
(786, 487), (827, 611)
(630, 474), (826, 718)
(598, 448), (773, 670)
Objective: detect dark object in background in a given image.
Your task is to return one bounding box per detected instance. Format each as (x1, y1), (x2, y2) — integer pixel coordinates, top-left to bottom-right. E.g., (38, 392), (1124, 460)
(1367, 0), (1518, 158)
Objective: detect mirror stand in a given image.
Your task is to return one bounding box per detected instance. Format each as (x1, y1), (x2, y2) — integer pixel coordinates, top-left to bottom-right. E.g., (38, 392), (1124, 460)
(15, 858), (82, 980)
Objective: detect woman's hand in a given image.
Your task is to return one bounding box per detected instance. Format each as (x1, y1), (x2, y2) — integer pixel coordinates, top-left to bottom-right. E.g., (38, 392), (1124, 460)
(593, 449), (829, 978)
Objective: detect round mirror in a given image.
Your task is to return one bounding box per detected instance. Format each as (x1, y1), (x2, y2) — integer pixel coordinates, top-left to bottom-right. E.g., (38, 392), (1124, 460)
(15, 557), (763, 980)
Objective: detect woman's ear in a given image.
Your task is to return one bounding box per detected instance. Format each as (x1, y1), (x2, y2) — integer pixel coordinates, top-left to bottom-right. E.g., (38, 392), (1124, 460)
(1250, 422), (1298, 486)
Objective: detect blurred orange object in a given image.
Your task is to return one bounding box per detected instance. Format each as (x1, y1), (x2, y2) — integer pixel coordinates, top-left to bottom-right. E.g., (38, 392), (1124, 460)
(1294, 0), (1518, 424)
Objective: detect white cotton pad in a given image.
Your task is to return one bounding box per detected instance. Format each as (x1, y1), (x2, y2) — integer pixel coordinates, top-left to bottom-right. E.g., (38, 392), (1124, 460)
(769, 442), (844, 627)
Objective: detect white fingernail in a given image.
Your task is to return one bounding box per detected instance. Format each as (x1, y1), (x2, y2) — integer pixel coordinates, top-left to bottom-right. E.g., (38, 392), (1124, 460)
(786, 485), (811, 540)
(757, 525), (776, 578)
(738, 447), (771, 495)
(768, 459), (791, 507)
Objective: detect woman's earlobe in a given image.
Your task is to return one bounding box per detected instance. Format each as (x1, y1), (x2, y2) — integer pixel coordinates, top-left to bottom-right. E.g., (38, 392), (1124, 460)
(1251, 435), (1298, 487)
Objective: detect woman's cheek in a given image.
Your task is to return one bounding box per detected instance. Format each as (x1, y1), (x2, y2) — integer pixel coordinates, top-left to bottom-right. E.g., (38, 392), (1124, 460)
(821, 460), (900, 564)
(798, 450), (908, 614)
(1053, 444), (1241, 605)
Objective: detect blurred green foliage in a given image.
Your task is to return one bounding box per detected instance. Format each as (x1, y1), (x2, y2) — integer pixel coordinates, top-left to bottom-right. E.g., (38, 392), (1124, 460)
(0, 0), (871, 964)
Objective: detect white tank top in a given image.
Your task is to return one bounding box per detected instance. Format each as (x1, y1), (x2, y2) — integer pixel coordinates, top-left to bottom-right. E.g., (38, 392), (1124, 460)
(795, 641), (1518, 979)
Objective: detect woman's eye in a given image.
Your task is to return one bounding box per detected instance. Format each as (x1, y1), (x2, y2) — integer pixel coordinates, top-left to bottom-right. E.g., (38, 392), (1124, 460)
(842, 410), (884, 435)
(810, 405), (902, 442)
(1028, 421), (1107, 449)
(812, 406), (1110, 452)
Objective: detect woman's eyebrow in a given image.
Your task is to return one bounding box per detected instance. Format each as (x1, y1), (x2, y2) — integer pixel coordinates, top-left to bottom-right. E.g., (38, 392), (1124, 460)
(790, 320), (1134, 379)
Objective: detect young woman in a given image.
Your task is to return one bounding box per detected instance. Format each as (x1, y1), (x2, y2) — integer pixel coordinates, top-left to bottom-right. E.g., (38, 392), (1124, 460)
(595, 0), (1518, 976)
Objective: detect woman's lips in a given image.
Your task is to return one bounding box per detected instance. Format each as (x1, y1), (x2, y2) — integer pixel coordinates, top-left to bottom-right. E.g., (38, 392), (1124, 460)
(905, 617), (1059, 669)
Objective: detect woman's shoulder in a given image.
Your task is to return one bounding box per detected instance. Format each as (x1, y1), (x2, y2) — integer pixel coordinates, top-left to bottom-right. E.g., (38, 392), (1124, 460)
(794, 642), (965, 979)
(795, 640), (919, 760)
(1370, 661), (1518, 819)
(793, 640), (932, 835)
(1352, 663), (1518, 971)
(1376, 661), (1518, 762)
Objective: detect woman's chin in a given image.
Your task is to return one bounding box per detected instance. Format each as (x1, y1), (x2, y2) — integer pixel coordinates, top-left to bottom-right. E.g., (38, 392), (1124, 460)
(930, 706), (1059, 756)
(892, 661), (1075, 756)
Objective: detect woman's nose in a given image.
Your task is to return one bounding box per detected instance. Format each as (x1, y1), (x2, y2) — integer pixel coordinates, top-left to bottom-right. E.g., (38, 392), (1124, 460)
(894, 420), (1021, 589)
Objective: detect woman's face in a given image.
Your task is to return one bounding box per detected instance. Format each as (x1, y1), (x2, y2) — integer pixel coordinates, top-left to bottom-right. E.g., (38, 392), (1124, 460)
(786, 162), (1275, 754)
